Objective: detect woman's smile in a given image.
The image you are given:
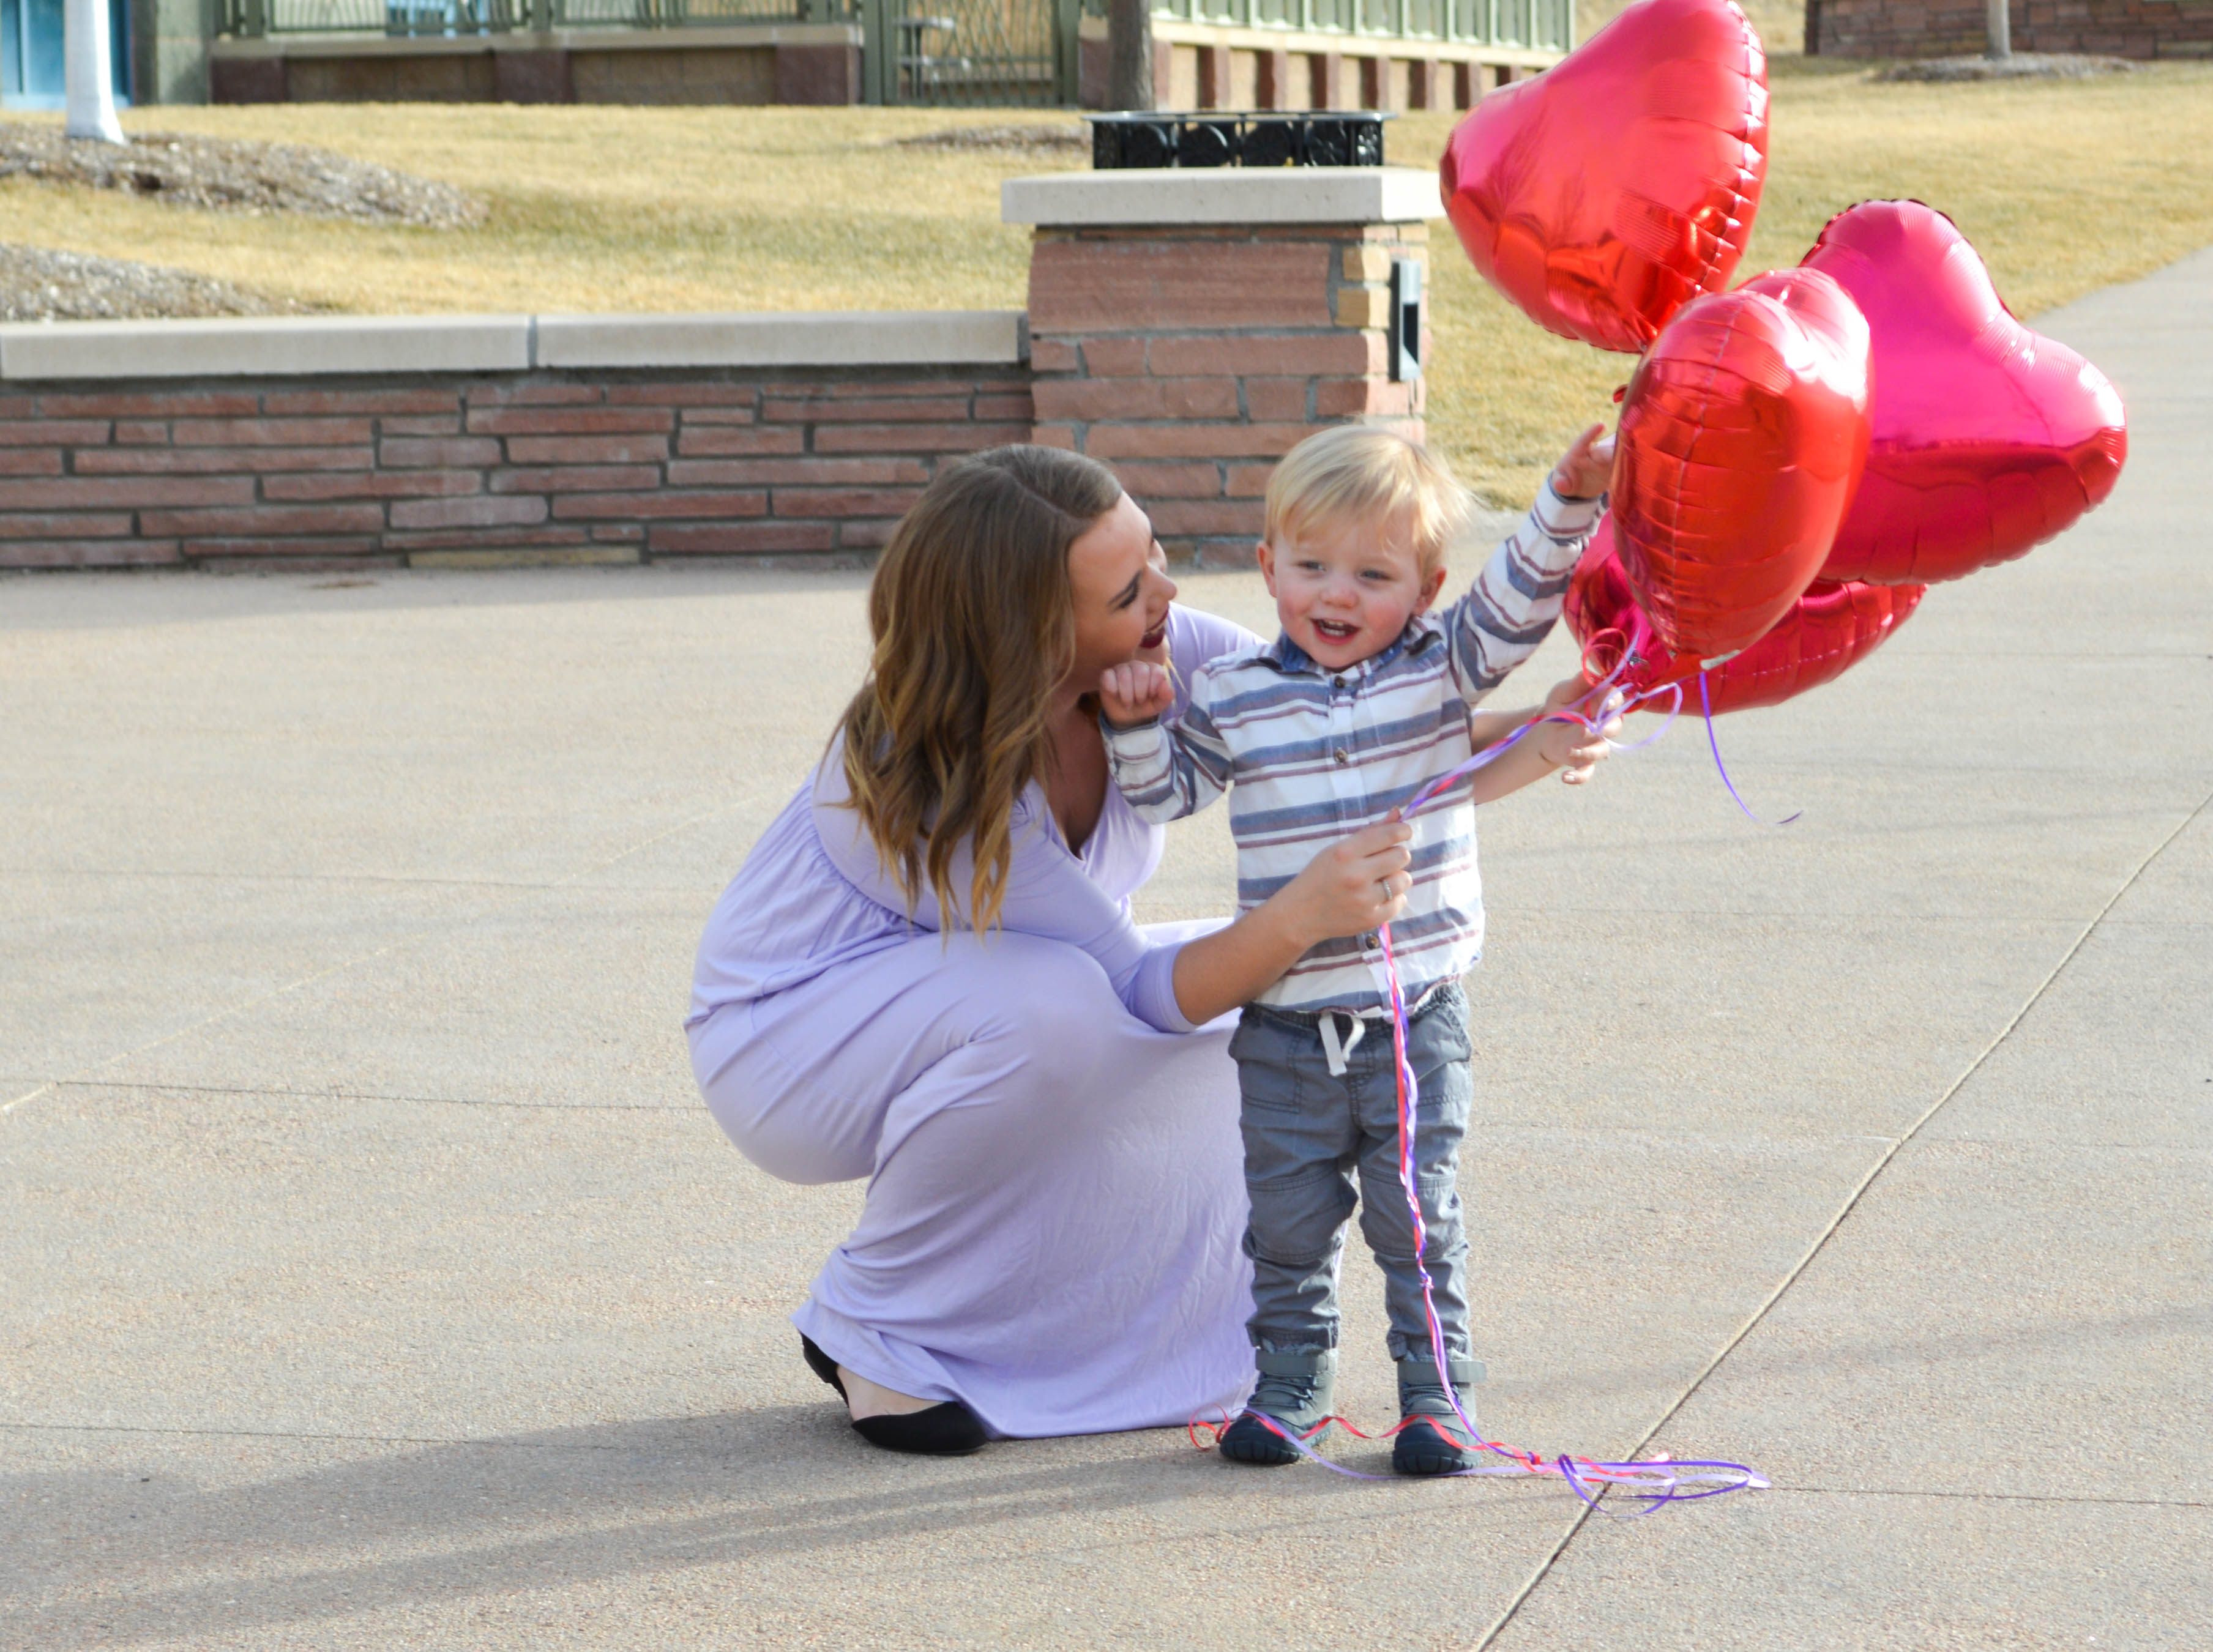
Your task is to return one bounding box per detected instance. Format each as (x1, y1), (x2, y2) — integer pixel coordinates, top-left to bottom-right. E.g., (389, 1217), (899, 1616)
(1140, 617), (1169, 651)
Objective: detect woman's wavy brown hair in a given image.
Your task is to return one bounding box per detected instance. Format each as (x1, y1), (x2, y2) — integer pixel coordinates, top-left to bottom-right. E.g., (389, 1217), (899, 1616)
(835, 444), (1124, 934)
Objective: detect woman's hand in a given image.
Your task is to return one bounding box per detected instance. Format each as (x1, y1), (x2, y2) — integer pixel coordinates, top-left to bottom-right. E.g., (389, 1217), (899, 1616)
(1169, 817), (1413, 1025)
(1274, 815), (1414, 943)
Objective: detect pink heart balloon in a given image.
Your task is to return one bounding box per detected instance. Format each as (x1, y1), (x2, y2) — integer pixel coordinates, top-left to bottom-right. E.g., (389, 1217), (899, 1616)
(1439, 0), (1769, 354)
(1802, 200), (2127, 585)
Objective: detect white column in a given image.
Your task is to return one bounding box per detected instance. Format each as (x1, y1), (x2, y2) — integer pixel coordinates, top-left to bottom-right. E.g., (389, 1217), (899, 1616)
(1986, 0), (2012, 58)
(65, 0), (129, 146)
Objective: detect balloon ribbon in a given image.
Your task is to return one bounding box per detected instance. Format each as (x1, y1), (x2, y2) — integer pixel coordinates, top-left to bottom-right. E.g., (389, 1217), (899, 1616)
(1190, 623), (1777, 1514)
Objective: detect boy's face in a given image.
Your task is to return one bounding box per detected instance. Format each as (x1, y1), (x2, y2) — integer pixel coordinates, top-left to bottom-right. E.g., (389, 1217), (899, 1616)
(1257, 510), (1449, 674)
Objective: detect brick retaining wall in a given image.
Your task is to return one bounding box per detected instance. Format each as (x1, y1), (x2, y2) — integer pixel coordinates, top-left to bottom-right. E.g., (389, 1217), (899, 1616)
(1807, 0), (2213, 57)
(0, 370), (1030, 571)
(1, 171), (1445, 574)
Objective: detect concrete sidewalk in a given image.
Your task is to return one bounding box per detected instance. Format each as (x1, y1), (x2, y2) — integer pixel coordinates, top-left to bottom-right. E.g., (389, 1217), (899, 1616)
(4, 249), (2207, 1650)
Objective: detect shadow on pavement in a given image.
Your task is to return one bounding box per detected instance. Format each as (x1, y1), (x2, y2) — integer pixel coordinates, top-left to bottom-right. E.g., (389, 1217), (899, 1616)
(3, 1405), (1401, 1646)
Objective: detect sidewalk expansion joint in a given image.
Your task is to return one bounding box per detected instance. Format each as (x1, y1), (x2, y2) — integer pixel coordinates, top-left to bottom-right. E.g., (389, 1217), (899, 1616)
(1467, 777), (2213, 1652)
(0, 798), (747, 1123)
(37, 1080), (695, 1112)
(0, 1419), (654, 1451)
(1772, 1484), (2213, 1511)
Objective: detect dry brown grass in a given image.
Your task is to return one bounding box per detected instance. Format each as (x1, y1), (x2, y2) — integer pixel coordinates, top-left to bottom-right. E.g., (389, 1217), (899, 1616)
(2, 54), (2209, 505)
(1578, 0), (1808, 51)
(1404, 58), (2213, 502)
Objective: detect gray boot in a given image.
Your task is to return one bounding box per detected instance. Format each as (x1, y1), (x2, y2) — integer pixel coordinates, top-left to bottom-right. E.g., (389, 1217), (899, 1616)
(1392, 1354), (1485, 1476)
(1218, 1348), (1338, 1466)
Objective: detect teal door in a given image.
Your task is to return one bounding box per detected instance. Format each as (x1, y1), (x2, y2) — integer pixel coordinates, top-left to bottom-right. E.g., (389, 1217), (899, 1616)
(2, 0), (132, 106)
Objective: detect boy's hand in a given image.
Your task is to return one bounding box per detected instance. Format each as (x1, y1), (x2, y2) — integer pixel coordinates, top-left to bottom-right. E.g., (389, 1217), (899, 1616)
(1550, 423), (1618, 502)
(1534, 684), (1623, 786)
(1099, 661), (1174, 729)
(1540, 676), (1592, 719)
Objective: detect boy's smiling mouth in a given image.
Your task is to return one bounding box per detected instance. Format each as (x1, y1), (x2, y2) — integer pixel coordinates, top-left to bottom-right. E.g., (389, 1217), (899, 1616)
(1311, 619), (1359, 642)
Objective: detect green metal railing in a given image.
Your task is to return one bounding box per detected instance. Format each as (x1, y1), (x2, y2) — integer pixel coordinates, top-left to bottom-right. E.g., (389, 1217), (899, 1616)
(218, 0), (1564, 93)
(857, 0), (1077, 105)
(221, 0), (1561, 47)
(1143, 0), (1572, 48)
(220, 0), (843, 37)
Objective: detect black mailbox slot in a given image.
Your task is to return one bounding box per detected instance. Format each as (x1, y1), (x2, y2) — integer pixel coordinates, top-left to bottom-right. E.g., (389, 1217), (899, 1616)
(1390, 257), (1422, 383)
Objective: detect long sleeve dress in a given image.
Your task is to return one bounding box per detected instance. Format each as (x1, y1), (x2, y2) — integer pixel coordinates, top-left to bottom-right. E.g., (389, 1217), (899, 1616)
(687, 604), (1264, 1438)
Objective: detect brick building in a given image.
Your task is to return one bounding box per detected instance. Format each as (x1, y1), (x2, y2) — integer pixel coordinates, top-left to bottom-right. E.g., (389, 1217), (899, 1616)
(1807, 0), (2213, 58)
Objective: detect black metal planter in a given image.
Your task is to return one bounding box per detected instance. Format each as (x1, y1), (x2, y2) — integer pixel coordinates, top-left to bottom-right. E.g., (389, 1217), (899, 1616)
(1085, 111), (1392, 170)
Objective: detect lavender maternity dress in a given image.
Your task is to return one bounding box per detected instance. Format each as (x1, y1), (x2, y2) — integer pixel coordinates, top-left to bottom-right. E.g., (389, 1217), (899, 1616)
(687, 605), (1264, 1438)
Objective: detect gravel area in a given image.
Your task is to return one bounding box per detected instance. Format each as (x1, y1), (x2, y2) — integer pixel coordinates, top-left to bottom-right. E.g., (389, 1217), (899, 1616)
(0, 243), (308, 322)
(1876, 52), (2141, 81)
(0, 122), (485, 227)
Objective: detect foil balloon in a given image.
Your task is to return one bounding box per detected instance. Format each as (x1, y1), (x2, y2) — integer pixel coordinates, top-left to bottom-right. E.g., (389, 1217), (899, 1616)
(1801, 199), (2127, 584)
(1439, 0), (1768, 354)
(1567, 518), (1925, 715)
(1611, 266), (1874, 662)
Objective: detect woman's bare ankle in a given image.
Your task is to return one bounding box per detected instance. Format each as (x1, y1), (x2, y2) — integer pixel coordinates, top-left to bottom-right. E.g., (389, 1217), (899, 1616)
(838, 1366), (936, 1420)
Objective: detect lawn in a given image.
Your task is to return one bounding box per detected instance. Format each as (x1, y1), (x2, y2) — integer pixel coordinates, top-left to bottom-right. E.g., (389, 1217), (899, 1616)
(3, 52), (2209, 505)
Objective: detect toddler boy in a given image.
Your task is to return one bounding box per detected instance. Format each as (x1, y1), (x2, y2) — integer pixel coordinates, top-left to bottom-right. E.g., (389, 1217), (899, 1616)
(1097, 422), (1614, 1474)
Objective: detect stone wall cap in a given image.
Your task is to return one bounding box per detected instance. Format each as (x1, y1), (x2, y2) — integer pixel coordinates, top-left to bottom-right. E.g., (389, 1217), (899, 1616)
(535, 311), (1026, 369)
(0, 314), (532, 381)
(1002, 167), (1445, 228)
(0, 311), (1025, 381)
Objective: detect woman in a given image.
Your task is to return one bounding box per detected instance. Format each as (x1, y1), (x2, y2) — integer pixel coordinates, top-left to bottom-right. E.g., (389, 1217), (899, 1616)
(686, 445), (1416, 1454)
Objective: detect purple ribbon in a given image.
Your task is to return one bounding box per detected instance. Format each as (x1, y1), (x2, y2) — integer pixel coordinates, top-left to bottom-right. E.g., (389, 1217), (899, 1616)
(1233, 649), (1779, 1514)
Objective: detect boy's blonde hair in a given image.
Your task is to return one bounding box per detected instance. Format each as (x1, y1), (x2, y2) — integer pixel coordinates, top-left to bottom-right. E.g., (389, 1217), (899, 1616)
(1263, 425), (1474, 579)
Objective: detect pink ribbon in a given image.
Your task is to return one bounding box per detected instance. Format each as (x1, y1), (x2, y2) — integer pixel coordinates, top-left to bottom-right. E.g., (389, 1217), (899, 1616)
(1193, 620), (1782, 1514)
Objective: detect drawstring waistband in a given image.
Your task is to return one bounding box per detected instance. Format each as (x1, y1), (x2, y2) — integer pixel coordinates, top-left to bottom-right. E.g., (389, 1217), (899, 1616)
(1255, 982), (1447, 1078)
(1317, 1011), (1365, 1077)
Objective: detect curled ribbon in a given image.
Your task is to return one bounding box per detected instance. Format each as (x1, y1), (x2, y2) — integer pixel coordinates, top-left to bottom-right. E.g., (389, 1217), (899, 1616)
(1191, 610), (1784, 1514)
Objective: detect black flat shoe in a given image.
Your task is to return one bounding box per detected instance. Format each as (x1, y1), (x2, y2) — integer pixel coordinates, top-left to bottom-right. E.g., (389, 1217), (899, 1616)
(799, 1334), (845, 1397)
(853, 1403), (988, 1457)
(800, 1335), (987, 1456)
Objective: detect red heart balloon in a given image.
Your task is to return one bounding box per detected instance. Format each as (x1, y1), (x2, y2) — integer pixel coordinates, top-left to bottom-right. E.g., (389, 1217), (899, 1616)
(1440, 0), (1769, 354)
(1611, 266), (1873, 662)
(1802, 200), (2127, 584)
(1567, 518), (1924, 715)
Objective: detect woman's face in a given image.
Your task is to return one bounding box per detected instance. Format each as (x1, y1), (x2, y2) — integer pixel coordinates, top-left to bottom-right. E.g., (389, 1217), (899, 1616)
(1065, 492), (1177, 690)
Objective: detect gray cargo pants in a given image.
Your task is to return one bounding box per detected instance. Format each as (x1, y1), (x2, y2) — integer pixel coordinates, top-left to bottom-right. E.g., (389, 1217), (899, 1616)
(1227, 980), (1474, 1363)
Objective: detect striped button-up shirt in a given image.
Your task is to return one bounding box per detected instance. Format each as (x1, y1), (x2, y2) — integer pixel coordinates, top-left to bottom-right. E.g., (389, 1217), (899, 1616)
(1105, 484), (1601, 1014)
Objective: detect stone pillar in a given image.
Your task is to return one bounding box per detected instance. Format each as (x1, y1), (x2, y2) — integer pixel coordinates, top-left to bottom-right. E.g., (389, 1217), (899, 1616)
(132, 0), (212, 104)
(1256, 48), (1293, 109)
(1196, 43), (1231, 108)
(1005, 169), (1440, 566)
(1310, 50), (1343, 110)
